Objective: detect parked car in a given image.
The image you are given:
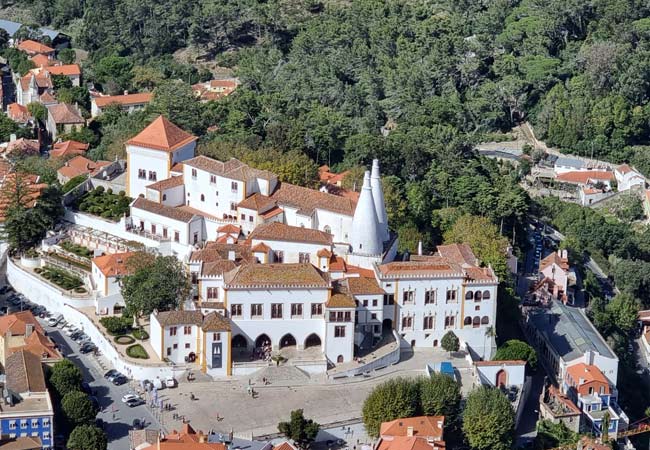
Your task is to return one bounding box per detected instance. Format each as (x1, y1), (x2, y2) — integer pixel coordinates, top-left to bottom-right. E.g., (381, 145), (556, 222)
(95, 418), (104, 430)
(64, 327), (79, 337)
(81, 382), (91, 394)
(125, 397), (144, 407)
(57, 320), (67, 329)
(79, 342), (96, 354)
(104, 370), (119, 381)
(113, 375), (128, 386)
(132, 418), (144, 429)
(0, 286), (9, 295)
(165, 377), (177, 388)
(47, 315), (62, 327)
(121, 393), (140, 403)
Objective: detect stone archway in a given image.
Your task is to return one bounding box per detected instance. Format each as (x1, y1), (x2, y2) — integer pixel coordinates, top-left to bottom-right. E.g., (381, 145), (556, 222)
(304, 333), (322, 348)
(255, 333), (271, 348)
(279, 333), (297, 349)
(232, 334), (248, 349)
(496, 369), (508, 387)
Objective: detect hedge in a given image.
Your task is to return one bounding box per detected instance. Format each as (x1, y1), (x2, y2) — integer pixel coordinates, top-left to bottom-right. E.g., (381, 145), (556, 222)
(132, 329), (149, 340)
(114, 335), (135, 345)
(126, 344), (149, 359)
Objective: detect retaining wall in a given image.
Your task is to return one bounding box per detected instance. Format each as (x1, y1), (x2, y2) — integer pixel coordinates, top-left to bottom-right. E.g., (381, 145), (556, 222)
(329, 331), (400, 378)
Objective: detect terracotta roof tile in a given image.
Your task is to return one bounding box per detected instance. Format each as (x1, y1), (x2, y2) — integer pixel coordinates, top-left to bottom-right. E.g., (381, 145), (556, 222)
(57, 155), (109, 179)
(5, 350), (47, 393)
(92, 251), (136, 277)
(540, 252), (569, 272)
(39, 91), (56, 104)
(436, 244), (478, 266)
(378, 436), (445, 450)
(380, 416), (445, 439)
(30, 54), (53, 67)
(261, 206), (283, 219)
(171, 162), (184, 173)
(0, 436), (43, 449)
(0, 311), (44, 337)
(132, 197), (196, 222)
(155, 310), (204, 327)
(274, 442), (298, 450)
(146, 176), (184, 192)
(270, 182), (356, 216)
(17, 39), (54, 55)
(93, 92), (153, 108)
(317, 248), (332, 258)
(327, 292), (356, 308)
(201, 311), (231, 332)
(45, 64), (81, 76)
(47, 103), (84, 124)
(5, 138), (39, 156)
(50, 140), (89, 158)
(566, 363), (609, 386)
(217, 224), (241, 234)
(8, 330), (62, 361)
(237, 193), (276, 212)
(127, 115), (196, 152)
(184, 155), (276, 182)
(555, 171), (614, 184)
(616, 164), (633, 175)
(7, 103), (32, 123)
(251, 242), (271, 253)
(225, 263), (329, 288)
(250, 222), (333, 245)
(20, 73), (52, 91)
(345, 276), (385, 295)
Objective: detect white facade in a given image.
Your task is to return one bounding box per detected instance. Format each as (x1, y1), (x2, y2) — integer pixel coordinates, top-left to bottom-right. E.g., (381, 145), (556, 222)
(183, 163), (245, 219)
(130, 201), (203, 245)
(474, 361), (526, 387)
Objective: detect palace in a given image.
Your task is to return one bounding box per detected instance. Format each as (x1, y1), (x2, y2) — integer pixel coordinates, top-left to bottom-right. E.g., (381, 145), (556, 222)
(92, 116), (498, 377)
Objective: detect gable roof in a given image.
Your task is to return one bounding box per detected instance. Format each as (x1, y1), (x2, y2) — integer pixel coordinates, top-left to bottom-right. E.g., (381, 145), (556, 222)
(225, 263), (329, 289)
(20, 73), (52, 91)
(0, 311), (44, 337)
(344, 276), (385, 295)
(146, 176), (184, 192)
(30, 53), (53, 67)
(5, 138), (39, 157)
(539, 251), (569, 272)
(555, 171), (614, 184)
(436, 244), (478, 266)
(566, 363), (609, 386)
(17, 39), (54, 54)
(155, 310), (204, 327)
(57, 155), (109, 179)
(8, 330), (62, 361)
(7, 103), (32, 123)
(380, 416), (445, 439)
(45, 64), (81, 76)
(127, 115), (197, 152)
(5, 350), (47, 393)
(269, 181), (356, 216)
(50, 140), (89, 158)
(249, 222), (332, 246)
(184, 155), (275, 182)
(92, 252), (136, 277)
(93, 92), (153, 108)
(47, 103), (84, 124)
(0, 436), (43, 450)
(132, 197), (197, 222)
(201, 312), (231, 332)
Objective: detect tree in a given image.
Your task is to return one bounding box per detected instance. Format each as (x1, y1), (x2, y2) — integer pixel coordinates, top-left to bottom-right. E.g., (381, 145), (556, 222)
(606, 293), (639, 334)
(149, 79), (204, 134)
(92, 55), (133, 94)
(49, 360), (82, 397)
(58, 48), (76, 65)
(121, 253), (190, 317)
(441, 331), (460, 355)
(52, 74), (73, 90)
(62, 391), (97, 425)
(463, 386), (515, 450)
(278, 409), (320, 450)
(67, 424), (107, 450)
(27, 102), (47, 122)
(362, 378), (419, 438)
(419, 373), (461, 425)
(534, 420), (579, 449)
(493, 339), (537, 369)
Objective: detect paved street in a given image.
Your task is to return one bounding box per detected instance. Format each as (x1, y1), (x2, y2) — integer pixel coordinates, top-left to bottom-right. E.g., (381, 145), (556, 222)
(40, 321), (158, 450)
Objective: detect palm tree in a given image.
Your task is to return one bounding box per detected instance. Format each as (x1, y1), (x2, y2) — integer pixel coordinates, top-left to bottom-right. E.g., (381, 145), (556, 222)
(483, 326), (496, 359)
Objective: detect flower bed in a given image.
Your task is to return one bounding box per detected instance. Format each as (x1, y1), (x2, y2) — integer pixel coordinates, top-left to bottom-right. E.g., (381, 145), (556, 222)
(100, 316), (132, 335)
(114, 335), (135, 345)
(39, 266), (84, 290)
(126, 344), (149, 359)
(75, 186), (132, 221)
(132, 329), (149, 341)
(47, 252), (91, 271)
(60, 241), (93, 259)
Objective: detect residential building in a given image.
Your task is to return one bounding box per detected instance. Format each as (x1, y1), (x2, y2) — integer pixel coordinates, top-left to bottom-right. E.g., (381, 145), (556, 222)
(91, 252), (135, 298)
(91, 92), (153, 118)
(191, 79), (238, 102)
(6, 104), (32, 125)
(16, 40), (54, 58)
(578, 187), (611, 207)
(376, 416), (445, 450)
(539, 384), (582, 433)
(31, 65), (81, 87)
(138, 423), (226, 450)
(319, 165), (349, 187)
(30, 54), (53, 68)
(530, 250), (576, 305)
(614, 164), (645, 191)
(0, 312), (61, 366)
(45, 103), (84, 141)
(56, 156), (110, 184)
(49, 140), (89, 159)
(553, 156), (609, 175)
(1, 139), (39, 159)
(555, 171), (614, 188)
(473, 360), (525, 388)
(14, 72), (52, 106)
(0, 351), (54, 449)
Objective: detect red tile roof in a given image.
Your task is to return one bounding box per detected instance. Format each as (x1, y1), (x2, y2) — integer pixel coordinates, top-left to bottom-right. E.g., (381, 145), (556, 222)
(47, 103), (84, 124)
(0, 311), (44, 337)
(5, 138), (39, 157)
(142, 423), (226, 450)
(380, 416), (445, 440)
(127, 115), (196, 152)
(270, 181), (357, 216)
(57, 156), (109, 179)
(555, 171), (614, 184)
(319, 165), (349, 184)
(50, 140), (89, 158)
(225, 263), (329, 288)
(17, 39), (54, 55)
(30, 54), (53, 67)
(45, 64), (81, 76)
(250, 222), (333, 245)
(566, 363), (609, 387)
(92, 252), (136, 277)
(132, 197), (197, 222)
(146, 176), (184, 192)
(8, 329), (62, 361)
(217, 224), (240, 234)
(616, 164), (633, 175)
(93, 92), (153, 108)
(7, 103), (32, 123)
(539, 251), (569, 272)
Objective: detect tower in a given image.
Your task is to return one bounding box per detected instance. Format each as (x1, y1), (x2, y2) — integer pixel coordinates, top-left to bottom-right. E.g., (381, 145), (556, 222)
(350, 171), (383, 255)
(371, 159), (389, 242)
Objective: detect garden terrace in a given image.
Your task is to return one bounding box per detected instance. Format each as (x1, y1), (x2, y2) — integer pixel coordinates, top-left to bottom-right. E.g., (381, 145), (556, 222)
(66, 223), (145, 254)
(59, 241), (93, 258)
(34, 266), (86, 293)
(73, 187), (132, 221)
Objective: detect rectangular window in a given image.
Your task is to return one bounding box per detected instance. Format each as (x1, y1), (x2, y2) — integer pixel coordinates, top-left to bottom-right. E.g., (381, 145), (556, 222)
(43, 432), (50, 440)
(384, 294), (394, 305)
(191, 272), (198, 284)
(275, 251), (284, 263)
(169, 326), (177, 336)
(42, 419), (49, 427)
(191, 168), (197, 178)
(230, 202), (237, 211)
(298, 252), (310, 263)
(148, 171), (157, 181)
(423, 316), (434, 330)
(151, 224), (156, 235)
(184, 326), (192, 335)
(401, 316), (413, 330)
(249, 215), (254, 222)
(185, 343), (191, 349)
(372, 299), (378, 307)
(231, 304), (242, 317)
(173, 343), (178, 349)
(207, 287), (218, 299)
(425, 289), (436, 304)
(291, 303), (303, 318)
(334, 326), (346, 338)
(31, 420), (38, 428)
(241, 214), (246, 220)
(271, 303), (283, 319)
(311, 303), (323, 317)
(231, 181), (238, 192)
(444, 316), (455, 329)
(446, 289), (457, 303)
(9, 421), (15, 430)
(371, 313), (377, 320)
(363, 299), (368, 307)
(251, 304), (263, 317)
(162, 227), (168, 238)
(138, 169), (146, 179)
(20, 421), (27, 429)
(174, 231), (180, 242)
(213, 332), (220, 341)
(402, 290), (415, 305)
(167, 347), (171, 356)
(210, 174), (216, 184)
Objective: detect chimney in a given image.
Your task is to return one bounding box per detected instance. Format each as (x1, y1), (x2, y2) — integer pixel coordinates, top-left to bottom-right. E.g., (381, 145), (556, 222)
(228, 250), (236, 261)
(406, 426), (414, 437)
(198, 433), (206, 443)
(124, 90), (129, 96)
(561, 249), (568, 260)
(417, 240), (423, 256)
(9, 134), (16, 142)
(25, 324), (33, 337)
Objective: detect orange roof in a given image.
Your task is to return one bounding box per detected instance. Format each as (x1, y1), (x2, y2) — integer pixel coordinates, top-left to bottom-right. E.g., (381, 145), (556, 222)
(45, 64), (81, 76)
(92, 252), (136, 277)
(274, 442), (298, 450)
(8, 329), (62, 361)
(93, 92), (153, 108)
(556, 171), (614, 184)
(47, 103), (84, 124)
(582, 187), (602, 195)
(475, 360), (525, 366)
(317, 248), (332, 258)
(329, 255), (347, 272)
(260, 206), (283, 219)
(39, 91), (57, 104)
(17, 39), (54, 55)
(127, 115), (197, 152)
(249, 222), (332, 245)
(380, 416), (445, 439)
(345, 264), (376, 278)
(57, 156), (109, 179)
(251, 242), (271, 253)
(142, 423), (226, 450)
(566, 363), (609, 387)
(50, 140), (89, 158)
(0, 311), (44, 337)
(7, 103), (31, 123)
(319, 165), (349, 184)
(5, 138), (39, 156)
(171, 162), (184, 173)
(617, 164), (633, 175)
(30, 54), (53, 67)
(20, 73), (52, 91)
(217, 224), (241, 234)
(539, 252), (569, 272)
(146, 176), (184, 192)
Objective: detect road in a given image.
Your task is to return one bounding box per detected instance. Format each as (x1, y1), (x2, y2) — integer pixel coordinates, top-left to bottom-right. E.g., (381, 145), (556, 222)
(40, 321), (158, 450)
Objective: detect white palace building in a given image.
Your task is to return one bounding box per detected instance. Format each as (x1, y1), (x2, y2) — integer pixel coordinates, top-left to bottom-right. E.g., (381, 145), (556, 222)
(92, 116), (499, 377)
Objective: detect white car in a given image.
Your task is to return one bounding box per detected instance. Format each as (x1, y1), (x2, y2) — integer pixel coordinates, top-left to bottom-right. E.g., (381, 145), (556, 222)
(165, 377), (176, 388)
(46, 317), (59, 327)
(64, 327), (78, 336)
(121, 393), (140, 404)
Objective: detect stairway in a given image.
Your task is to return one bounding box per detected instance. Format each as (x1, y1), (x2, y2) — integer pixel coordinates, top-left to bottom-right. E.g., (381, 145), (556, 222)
(253, 364), (311, 384)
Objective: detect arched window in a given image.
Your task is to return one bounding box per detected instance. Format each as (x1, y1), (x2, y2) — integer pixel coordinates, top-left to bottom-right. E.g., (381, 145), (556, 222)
(482, 290), (491, 300)
(465, 291), (473, 300)
(337, 355), (344, 363)
(474, 291), (482, 302)
(472, 317), (480, 328)
(324, 225), (331, 234)
(200, 194), (205, 202)
(481, 316), (489, 325)
(464, 316), (472, 326)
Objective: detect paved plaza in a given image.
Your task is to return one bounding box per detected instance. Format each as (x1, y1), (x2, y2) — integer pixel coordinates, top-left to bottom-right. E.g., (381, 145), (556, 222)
(155, 348), (476, 438)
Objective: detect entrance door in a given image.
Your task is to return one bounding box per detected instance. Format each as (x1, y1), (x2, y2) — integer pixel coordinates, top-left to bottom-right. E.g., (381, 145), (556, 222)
(211, 342), (222, 369)
(496, 369), (507, 387)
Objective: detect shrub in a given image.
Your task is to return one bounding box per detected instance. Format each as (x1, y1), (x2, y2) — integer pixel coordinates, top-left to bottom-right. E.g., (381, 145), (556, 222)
(100, 316), (132, 335)
(39, 266), (83, 290)
(114, 335), (135, 345)
(126, 344), (149, 359)
(60, 241), (93, 258)
(62, 175), (87, 193)
(74, 287), (87, 294)
(132, 329), (149, 340)
(34, 268), (42, 274)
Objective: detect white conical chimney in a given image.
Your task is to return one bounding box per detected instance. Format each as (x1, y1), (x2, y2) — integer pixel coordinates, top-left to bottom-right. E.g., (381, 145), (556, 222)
(371, 159), (389, 242)
(350, 171), (382, 255)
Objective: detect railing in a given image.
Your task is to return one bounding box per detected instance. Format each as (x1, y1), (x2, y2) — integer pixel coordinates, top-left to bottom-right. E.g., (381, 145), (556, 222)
(124, 226), (170, 243)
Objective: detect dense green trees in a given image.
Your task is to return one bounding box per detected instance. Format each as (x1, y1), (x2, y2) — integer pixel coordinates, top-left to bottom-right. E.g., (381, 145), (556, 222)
(62, 391), (97, 425)
(48, 359), (83, 398)
(493, 339), (538, 369)
(277, 409), (320, 450)
(67, 424), (107, 450)
(441, 331), (460, 355)
(463, 386), (515, 450)
(419, 374), (462, 425)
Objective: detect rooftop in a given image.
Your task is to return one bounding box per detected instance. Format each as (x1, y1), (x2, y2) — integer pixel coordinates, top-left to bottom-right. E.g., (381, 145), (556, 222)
(225, 263), (329, 289)
(184, 156), (275, 182)
(566, 363), (609, 386)
(5, 350), (47, 394)
(17, 39), (54, 54)
(7, 103), (31, 123)
(141, 423), (226, 450)
(146, 176), (184, 192)
(44, 64), (81, 76)
(57, 155), (110, 179)
(155, 310), (204, 327)
(127, 115), (197, 152)
(132, 197), (197, 223)
(527, 300), (616, 362)
(92, 251), (136, 277)
(555, 171), (614, 184)
(380, 416), (445, 439)
(93, 92), (153, 108)
(269, 181), (356, 216)
(50, 140), (89, 158)
(47, 103), (84, 124)
(0, 311), (44, 337)
(249, 222), (332, 246)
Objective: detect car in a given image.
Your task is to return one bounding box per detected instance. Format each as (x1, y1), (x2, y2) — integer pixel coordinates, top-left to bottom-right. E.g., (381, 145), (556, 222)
(95, 418), (104, 430)
(46, 317), (60, 327)
(69, 331), (82, 340)
(64, 327), (79, 337)
(165, 377), (177, 388)
(0, 286), (8, 295)
(104, 369), (119, 380)
(121, 393), (140, 403)
(132, 418), (144, 429)
(113, 375), (128, 386)
(125, 397), (143, 407)
(57, 320), (67, 329)
(79, 343), (96, 354)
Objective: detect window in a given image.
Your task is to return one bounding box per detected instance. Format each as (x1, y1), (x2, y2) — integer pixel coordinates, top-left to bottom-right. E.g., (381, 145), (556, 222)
(42, 419), (49, 427)
(169, 326), (177, 336)
(465, 290), (474, 300)
(294, 252), (309, 263)
(173, 343), (178, 349)
(184, 326), (192, 335)
(464, 316), (472, 326)
(231, 304), (243, 317)
(210, 175), (216, 184)
(230, 202), (237, 211)
(207, 287), (218, 299)
(334, 326), (346, 338)
(201, 194), (205, 202)
(191, 168), (197, 178)
(311, 303), (323, 317)
(444, 316), (455, 328)
(402, 290), (415, 304)
(8, 421), (15, 430)
(174, 231), (180, 242)
(371, 313), (377, 320)
(162, 194), (167, 201)
(271, 303), (283, 319)
(151, 224), (156, 235)
(138, 169), (146, 179)
(191, 272), (198, 284)
(329, 311), (351, 322)
(324, 225), (331, 234)
(425, 289), (436, 304)
(472, 316), (480, 328)
(401, 316), (413, 329)
(185, 343), (191, 349)
(474, 291), (482, 302)
(249, 215), (254, 222)
(213, 332), (221, 341)
(291, 303), (303, 317)
(31, 420), (38, 428)
(231, 181), (238, 192)
(475, 305), (480, 311)
(167, 347), (171, 356)
(43, 432), (50, 440)
(148, 171), (157, 181)
(446, 289), (457, 303)
(481, 316), (489, 325)
(251, 304), (263, 317)
(372, 299), (378, 307)
(20, 421), (27, 429)
(139, 220), (144, 230)
(423, 316), (434, 330)
(384, 294), (394, 305)
(482, 290), (491, 300)
(275, 251), (284, 263)
(163, 228), (168, 238)
(241, 214), (246, 220)
(362, 299), (368, 307)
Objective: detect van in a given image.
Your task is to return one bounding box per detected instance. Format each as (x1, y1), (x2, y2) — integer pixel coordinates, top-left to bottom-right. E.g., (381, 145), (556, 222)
(47, 314), (63, 327)
(152, 377), (164, 390)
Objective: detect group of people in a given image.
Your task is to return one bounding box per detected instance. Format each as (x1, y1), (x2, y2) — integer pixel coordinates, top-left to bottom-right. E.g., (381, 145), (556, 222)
(251, 341), (272, 361)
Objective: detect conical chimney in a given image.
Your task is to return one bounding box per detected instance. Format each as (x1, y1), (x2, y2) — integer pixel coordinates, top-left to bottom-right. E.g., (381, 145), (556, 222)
(350, 171), (382, 255)
(371, 159), (389, 242)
